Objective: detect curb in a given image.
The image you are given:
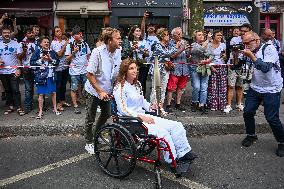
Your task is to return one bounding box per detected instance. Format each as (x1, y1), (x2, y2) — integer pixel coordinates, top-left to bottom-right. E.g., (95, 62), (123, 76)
(0, 122), (272, 138)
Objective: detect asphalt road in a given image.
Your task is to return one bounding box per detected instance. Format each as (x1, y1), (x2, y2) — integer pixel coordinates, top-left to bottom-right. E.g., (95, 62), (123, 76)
(1, 134), (283, 189)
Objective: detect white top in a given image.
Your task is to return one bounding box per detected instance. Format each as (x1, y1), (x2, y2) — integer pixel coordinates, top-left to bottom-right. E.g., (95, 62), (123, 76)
(65, 40), (91, 75)
(51, 39), (67, 71)
(84, 44), (122, 98)
(0, 40), (21, 74)
(208, 42), (226, 65)
(250, 43), (283, 93)
(230, 36), (242, 46)
(20, 42), (37, 66)
(144, 35), (159, 62)
(130, 39), (150, 60)
(113, 81), (151, 117)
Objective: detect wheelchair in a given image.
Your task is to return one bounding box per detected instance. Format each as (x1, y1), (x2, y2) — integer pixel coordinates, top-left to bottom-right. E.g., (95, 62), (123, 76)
(93, 99), (192, 189)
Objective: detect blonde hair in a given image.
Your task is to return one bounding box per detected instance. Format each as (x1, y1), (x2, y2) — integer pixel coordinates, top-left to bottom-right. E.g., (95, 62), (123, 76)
(192, 30), (203, 40)
(156, 28), (169, 41)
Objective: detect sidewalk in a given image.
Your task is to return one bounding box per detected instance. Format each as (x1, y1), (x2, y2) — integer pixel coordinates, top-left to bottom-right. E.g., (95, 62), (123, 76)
(1, 81), (283, 137)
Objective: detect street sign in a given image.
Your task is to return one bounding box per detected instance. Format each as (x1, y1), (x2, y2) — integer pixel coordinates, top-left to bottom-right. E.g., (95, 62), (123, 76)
(262, 2), (270, 12)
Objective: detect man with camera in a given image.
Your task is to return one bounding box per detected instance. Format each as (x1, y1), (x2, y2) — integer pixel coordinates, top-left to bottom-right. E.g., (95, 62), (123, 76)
(241, 32), (284, 157)
(224, 24), (252, 114)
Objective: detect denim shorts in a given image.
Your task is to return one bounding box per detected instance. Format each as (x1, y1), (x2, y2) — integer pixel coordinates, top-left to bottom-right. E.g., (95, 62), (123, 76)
(70, 74), (87, 91)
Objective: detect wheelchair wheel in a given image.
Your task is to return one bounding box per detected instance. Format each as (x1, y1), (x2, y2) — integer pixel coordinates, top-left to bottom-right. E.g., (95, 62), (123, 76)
(155, 166), (162, 189)
(94, 123), (137, 179)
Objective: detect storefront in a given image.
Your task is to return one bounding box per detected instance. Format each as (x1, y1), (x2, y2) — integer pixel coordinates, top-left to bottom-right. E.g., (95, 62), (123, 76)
(203, 1), (259, 38)
(0, 0), (53, 40)
(259, 1), (284, 42)
(110, 0), (183, 35)
(54, 0), (111, 48)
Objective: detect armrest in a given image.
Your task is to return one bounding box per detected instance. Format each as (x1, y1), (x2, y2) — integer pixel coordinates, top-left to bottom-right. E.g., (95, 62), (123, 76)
(118, 116), (143, 122)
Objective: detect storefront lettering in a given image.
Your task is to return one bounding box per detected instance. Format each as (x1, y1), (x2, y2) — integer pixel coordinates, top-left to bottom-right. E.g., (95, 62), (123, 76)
(115, 0), (177, 7)
(204, 13), (250, 26)
(206, 5), (253, 14)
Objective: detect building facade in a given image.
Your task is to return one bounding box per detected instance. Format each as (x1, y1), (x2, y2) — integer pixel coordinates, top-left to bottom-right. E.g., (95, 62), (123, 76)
(259, 1), (284, 42)
(109, 0), (183, 35)
(203, 0), (259, 38)
(53, 0), (111, 48)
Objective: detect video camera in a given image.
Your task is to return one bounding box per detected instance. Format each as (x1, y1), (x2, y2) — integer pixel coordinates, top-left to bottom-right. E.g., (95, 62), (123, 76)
(232, 44), (245, 51)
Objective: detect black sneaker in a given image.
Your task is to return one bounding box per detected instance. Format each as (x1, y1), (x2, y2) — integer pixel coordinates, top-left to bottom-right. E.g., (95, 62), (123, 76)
(165, 105), (173, 113)
(175, 104), (186, 112)
(200, 106), (208, 114)
(178, 151), (198, 163)
(191, 103), (197, 112)
(276, 143), (284, 157)
(241, 135), (258, 147)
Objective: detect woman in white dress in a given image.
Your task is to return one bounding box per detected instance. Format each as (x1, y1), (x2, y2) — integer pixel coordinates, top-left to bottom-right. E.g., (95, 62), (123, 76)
(113, 58), (197, 164)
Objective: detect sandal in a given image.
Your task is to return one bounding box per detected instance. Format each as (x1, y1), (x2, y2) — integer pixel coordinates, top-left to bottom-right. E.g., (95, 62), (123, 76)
(36, 113), (43, 119)
(4, 107), (15, 115)
(17, 108), (25, 116)
(53, 111), (62, 116)
(160, 108), (168, 117)
(62, 102), (71, 107)
(57, 103), (64, 111)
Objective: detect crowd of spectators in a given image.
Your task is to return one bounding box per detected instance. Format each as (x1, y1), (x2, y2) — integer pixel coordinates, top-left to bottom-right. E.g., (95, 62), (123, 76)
(0, 12), (284, 119)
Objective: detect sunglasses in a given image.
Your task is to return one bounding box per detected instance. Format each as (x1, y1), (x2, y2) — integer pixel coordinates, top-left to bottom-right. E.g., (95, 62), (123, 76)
(243, 39), (256, 45)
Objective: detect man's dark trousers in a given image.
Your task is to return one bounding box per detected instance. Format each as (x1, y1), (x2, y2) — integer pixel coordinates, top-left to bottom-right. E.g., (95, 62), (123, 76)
(243, 87), (284, 143)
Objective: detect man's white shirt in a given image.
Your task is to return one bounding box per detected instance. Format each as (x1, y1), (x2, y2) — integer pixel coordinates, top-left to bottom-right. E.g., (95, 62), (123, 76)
(84, 44), (122, 98)
(0, 40), (21, 74)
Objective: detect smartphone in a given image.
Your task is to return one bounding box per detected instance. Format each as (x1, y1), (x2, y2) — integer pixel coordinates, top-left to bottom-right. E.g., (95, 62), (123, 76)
(147, 11), (154, 17)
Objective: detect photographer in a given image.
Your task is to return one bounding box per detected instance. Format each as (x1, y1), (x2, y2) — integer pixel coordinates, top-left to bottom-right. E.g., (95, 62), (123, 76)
(30, 36), (61, 119)
(241, 32), (284, 157)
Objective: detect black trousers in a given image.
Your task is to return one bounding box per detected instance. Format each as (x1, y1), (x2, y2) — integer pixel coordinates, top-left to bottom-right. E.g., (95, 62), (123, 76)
(0, 74), (21, 108)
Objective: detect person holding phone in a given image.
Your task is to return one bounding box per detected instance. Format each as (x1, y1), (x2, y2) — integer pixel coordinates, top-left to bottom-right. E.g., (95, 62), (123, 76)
(121, 25), (150, 95)
(30, 36), (61, 119)
(0, 26), (24, 116)
(207, 30), (227, 111)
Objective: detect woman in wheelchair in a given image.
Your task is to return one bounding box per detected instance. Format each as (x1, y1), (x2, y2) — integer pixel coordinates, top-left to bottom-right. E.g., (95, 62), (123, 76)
(113, 58), (197, 164)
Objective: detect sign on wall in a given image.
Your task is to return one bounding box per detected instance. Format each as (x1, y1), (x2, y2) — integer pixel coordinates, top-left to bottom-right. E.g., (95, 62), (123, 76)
(204, 13), (250, 26)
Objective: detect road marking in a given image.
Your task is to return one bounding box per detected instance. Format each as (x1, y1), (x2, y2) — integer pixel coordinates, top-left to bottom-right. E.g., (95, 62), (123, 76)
(0, 153), (92, 187)
(0, 152), (210, 189)
(137, 161), (211, 189)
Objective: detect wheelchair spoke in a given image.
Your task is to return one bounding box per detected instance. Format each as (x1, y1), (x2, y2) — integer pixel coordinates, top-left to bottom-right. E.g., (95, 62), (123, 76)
(114, 156), (121, 174)
(116, 147), (131, 152)
(97, 148), (112, 153)
(98, 134), (111, 146)
(104, 154), (113, 169)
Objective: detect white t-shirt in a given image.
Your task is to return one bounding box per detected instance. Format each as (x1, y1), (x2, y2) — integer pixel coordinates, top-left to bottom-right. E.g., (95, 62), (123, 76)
(51, 40), (67, 71)
(0, 40), (21, 74)
(65, 41), (91, 75)
(144, 35), (159, 62)
(130, 39), (150, 60)
(20, 42), (37, 66)
(209, 42), (226, 65)
(84, 44), (122, 98)
(230, 36), (242, 46)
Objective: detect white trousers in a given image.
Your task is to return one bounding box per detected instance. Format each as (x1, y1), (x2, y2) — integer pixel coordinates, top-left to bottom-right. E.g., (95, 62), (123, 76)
(143, 115), (191, 163)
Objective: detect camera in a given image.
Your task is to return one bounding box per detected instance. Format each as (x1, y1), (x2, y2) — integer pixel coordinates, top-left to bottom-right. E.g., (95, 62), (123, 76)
(42, 51), (49, 56)
(232, 44), (245, 51)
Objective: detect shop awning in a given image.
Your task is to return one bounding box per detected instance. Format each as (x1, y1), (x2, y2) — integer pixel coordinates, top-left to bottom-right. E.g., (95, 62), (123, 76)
(204, 13), (250, 26)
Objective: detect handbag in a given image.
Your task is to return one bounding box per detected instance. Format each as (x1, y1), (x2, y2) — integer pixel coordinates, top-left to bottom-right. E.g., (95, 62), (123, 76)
(34, 67), (49, 85)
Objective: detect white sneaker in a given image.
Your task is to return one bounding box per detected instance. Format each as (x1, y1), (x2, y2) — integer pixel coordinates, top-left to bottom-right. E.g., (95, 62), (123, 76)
(85, 143), (94, 155)
(97, 107), (101, 113)
(236, 104), (244, 111)
(223, 105), (232, 113)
